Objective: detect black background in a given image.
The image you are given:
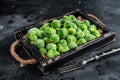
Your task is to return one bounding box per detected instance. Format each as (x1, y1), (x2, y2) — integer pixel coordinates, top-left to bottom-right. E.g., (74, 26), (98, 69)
(0, 0), (120, 80)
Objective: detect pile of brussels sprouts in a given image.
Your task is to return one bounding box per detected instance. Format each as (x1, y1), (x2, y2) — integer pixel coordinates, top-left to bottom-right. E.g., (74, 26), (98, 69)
(27, 15), (101, 59)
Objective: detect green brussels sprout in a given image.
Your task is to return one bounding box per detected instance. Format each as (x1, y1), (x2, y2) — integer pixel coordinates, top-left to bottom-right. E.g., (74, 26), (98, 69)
(34, 39), (45, 48)
(89, 25), (97, 32)
(83, 29), (90, 36)
(51, 19), (61, 30)
(27, 27), (40, 35)
(68, 15), (77, 21)
(43, 37), (50, 44)
(75, 31), (85, 39)
(74, 20), (82, 27)
(39, 48), (47, 54)
(68, 28), (76, 35)
(79, 24), (88, 30)
(82, 20), (90, 26)
(91, 30), (101, 37)
(58, 45), (70, 53)
(46, 43), (57, 50)
(77, 38), (87, 45)
(76, 28), (82, 32)
(37, 30), (44, 39)
(50, 34), (60, 43)
(63, 20), (71, 28)
(85, 34), (96, 41)
(58, 39), (67, 45)
(47, 49), (60, 59)
(58, 28), (68, 38)
(40, 22), (50, 30)
(68, 42), (78, 49)
(28, 34), (38, 41)
(62, 16), (72, 22)
(70, 23), (78, 30)
(67, 35), (77, 43)
(44, 27), (56, 36)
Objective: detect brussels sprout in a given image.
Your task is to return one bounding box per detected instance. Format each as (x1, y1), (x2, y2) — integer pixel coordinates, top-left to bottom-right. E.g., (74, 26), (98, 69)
(68, 28), (76, 35)
(70, 23), (78, 30)
(40, 22), (50, 30)
(79, 24), (88, 30)
(62, 16), (72, 22)
(27, 27), (40, 35)
(89, 25), (97, 32)
(75, 31), (85, 39)
(58, 45), (70, 53)
(74, 20), (82, 28)
(85, 34), (96, 41)
(43, 37), (50, 44)
(51, 20), (61, 30)
(37, 30), (44, 39)
(58, 39), (67, 45)
(68, 15), (77, 21)
(34, 39), (45, 48)
(58, 28), (68, 38)
(67, 35), (77, 43)
(46, 43), (57, 50)
(50, 34), (60, 43)
(68, 42), (78, 49)
(76, 28), (82, 32)
(83, 29), (90, 36)
(82, 20), (90, 26)
(91, 30), (101, 37)
(47, 49), (60, 59)
(63, 20), (71, 28)
(77, 38), (87, 45)
(44, 27), (56, 35)
(28, 34), (38, 41)
(39, 48), (47, 54)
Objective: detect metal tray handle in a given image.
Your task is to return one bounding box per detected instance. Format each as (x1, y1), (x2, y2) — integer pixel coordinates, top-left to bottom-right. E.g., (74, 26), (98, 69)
(10, 40), (37, 67)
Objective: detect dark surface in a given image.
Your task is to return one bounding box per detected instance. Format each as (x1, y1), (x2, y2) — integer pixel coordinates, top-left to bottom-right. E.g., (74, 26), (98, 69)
(0, 0), (120, 80)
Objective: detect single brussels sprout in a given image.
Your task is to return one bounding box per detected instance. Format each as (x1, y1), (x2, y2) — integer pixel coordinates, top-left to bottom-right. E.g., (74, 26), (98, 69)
(51, 20), (61, 30)
(46, 43), (57, 50)
(58, 39), (67, 45)
(39, 48), (47, 54)
(43, 37), (50, 44)
(44, 27), (56, 36)
(89, 25), (97, 32)
(63, 20), (71, 28)
(58, 28), (68, 38)
(28, 34), (38, 41)
(68, 28), (76, 35)
(50, 34), (60, 43)
(37, 30), (44, 39)
(74, 20), (82, 28)
(62, 16), (72, 22)
(68, 42), (78, 49)
(75, 31), (85, 39)
(40, 22), (50, 30)
(82, 20), (90, 26)
(79, 24), (88, 30)
(68, 15), (77, 21)
(58, 45), (70, 53)
(27, 27), (40, 35)
(76, 28), (82, 32)
(83, 29), (90, 36)
(85, 34), (96, 41)
(70, 23), (78, 30)
(77, 38), (87, 45)
(47, 49), (60, 59)
(67, 35), (77, 43)
(34, 39), (45, 48)
(91, 30), (101, 37)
